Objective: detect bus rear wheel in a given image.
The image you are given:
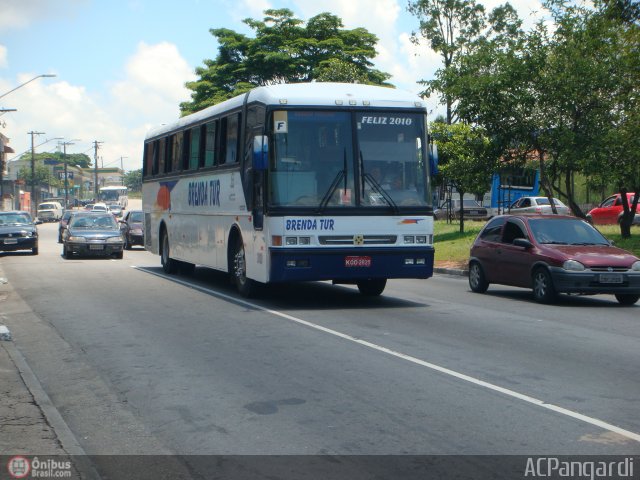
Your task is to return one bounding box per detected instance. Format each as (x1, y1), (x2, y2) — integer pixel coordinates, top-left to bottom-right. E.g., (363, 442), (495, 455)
(161, 229), (177, 274)
(233, 238), (256, 297)
(357, 278), (386, 296)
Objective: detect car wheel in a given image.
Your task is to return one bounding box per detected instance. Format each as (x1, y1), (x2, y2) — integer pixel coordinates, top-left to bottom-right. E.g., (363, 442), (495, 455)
(615, 294), (639, 306)
(115, 251), (124, 260)
(532, 268), (556, 303)
(356, 278), (387, 296)
(62, 245), (70, 259)
(161, 229), (177, 274)
(32, 245), (38, 255)
(232, 237), (256, 297)
(468, 261), (489, 293)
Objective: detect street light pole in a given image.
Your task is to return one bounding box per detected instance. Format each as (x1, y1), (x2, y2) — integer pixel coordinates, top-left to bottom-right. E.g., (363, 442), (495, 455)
(0, 74), (57, 100)
(28, 131), (45, 216)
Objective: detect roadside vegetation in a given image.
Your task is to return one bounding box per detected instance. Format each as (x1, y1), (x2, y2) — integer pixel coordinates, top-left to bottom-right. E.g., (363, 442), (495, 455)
(434, 220), (640, 267)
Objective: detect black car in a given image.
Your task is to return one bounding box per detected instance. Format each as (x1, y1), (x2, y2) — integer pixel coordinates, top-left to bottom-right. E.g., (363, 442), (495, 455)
(0, 211), (39, 255)
(120, 210), (144, 249)
(62, 212), (124, 259)
(58, 210), (79, 243)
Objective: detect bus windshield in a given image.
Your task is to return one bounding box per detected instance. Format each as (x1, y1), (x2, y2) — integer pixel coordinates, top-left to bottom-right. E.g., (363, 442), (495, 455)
(269, 110), (429, 209)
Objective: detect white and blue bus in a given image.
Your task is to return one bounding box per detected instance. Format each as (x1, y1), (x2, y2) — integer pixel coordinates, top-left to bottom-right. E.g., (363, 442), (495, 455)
(98, 186), (129, 208)
(142, 83), (435, 296)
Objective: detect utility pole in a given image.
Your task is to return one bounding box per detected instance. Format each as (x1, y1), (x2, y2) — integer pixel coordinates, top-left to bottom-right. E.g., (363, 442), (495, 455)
(120, 156), (128, 185)
(93, 140), (103, 200)
(59, 140), (76, 209)
(28, 131), (45, 216)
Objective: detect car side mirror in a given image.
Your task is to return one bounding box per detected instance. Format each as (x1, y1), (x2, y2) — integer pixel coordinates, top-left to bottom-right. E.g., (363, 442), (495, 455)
(513, 238), (533, 249)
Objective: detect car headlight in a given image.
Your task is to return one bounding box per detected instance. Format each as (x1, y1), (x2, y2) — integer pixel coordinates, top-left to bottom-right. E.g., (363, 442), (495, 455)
(563, 259), (585, 271)
(632, 261), (640, 272)
(131, 229), (143, 235)
(106, 236), (123, 243)
(68, 236), (86, 242)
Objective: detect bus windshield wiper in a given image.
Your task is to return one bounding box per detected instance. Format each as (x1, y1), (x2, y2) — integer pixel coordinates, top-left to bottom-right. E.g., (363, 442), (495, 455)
(317, 169), (345, 214)
(360, 151), (398, 214)
(318, 148), (349, 214)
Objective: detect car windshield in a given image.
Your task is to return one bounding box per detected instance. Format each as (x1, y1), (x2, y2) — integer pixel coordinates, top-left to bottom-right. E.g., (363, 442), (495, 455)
(529, 218), (609, 245)
(0, 213), (32, 225)
(39, 204), (57, 209)
(129, 212), (143, 223)
(70, 215), (117, 230)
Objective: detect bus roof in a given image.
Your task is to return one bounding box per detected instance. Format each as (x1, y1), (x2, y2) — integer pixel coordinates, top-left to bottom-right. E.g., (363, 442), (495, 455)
(99, 186), (127, 191)
(146, 82), (426, 141)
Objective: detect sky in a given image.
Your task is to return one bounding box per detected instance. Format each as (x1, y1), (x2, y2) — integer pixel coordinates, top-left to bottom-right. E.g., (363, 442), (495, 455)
(0, 0), (545, 173)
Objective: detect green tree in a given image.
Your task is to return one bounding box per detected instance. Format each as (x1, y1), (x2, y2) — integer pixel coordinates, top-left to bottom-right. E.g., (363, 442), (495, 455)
(123, 169), (142, 193)
(408, 0), (521, 124)
(429, 121), (497, 232)
(27, 151), (92, 169)
(181, 9), (391, 114)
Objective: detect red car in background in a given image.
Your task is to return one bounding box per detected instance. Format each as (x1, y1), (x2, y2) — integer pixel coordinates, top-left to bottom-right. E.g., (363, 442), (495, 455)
(586, 193), (640, 225)
(468, 215), (640, 305)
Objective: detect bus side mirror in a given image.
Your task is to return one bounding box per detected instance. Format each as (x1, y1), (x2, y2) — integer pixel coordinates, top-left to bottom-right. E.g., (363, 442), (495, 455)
(428, 142), (439, 176)
(253, 135), (268, 171)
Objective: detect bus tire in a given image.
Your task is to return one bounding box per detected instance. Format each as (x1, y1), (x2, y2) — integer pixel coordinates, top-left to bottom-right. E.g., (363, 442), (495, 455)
(232, 238), (256, 297)
(161, 229), (178, 274)
(356, 278), (386, 296)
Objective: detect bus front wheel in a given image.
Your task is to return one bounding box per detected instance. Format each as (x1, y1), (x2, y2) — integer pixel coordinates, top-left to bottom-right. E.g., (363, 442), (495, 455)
(357, 278), (386, 296)
(161, 229), (177, 274)
(233, 238), (256, 297)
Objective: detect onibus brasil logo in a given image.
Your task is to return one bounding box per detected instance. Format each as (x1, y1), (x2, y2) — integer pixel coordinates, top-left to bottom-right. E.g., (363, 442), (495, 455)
(7, 456), (30, 479)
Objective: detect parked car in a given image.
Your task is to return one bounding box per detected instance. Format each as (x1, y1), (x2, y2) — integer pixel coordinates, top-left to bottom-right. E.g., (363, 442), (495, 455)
(36, 201), (64, 222)
(0, 211), (39, 255)
(61, 212), (124, 259)
(120, 210), (144, 250)
(586, 193), (640, 225)
(434, 199), (488, 221)
(508, 196), (571, 215)
(468, 215), (640, 305)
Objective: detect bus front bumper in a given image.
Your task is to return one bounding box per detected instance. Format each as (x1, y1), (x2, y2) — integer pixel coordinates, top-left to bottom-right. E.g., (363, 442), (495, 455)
(269, 247), (434, 283)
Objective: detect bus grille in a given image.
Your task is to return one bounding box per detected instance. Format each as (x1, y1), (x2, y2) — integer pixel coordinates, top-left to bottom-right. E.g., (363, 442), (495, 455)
(318, 235), (397, 245)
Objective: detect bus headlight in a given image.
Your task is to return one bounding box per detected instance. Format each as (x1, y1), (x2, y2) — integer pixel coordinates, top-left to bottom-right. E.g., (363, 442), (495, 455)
(286, 237), (298, 246)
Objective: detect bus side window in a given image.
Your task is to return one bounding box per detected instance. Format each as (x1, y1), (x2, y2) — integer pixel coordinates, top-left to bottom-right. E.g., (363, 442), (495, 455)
(203, 121), (216, 168)
(223, 113), (240, 164)
(189, 126), (200, 170)
(157, 138), (166, 175)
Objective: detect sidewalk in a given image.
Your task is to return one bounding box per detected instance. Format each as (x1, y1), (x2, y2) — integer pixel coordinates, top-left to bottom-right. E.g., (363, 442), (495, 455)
(0, 337), (68, 455)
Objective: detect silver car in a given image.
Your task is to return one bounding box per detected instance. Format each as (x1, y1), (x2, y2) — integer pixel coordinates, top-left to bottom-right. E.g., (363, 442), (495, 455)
(508, 196), (571, 215)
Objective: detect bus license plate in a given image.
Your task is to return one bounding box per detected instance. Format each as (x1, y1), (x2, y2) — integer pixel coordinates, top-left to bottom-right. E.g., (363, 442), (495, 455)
(345, 256), (371, 267)
(599, 273), (622, 284)
(89, 244), (104, 251)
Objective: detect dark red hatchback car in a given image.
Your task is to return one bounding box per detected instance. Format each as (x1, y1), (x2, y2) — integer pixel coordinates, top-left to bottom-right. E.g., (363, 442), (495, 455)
(468, 215), (640, 305)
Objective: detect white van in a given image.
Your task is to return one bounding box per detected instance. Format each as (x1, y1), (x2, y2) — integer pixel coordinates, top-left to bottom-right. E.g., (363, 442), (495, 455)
(37, 201), (64, 222)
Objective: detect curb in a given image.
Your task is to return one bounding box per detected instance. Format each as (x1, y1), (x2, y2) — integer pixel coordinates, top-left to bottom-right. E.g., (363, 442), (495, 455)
(434, 267), (469, 276)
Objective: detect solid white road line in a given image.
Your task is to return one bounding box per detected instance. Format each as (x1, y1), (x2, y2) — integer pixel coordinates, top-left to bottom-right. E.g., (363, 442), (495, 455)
(134, 266), (640, 443)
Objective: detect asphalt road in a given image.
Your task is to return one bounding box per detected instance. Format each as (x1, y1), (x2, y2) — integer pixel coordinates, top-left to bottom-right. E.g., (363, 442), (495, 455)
(1, 211), (639, 476)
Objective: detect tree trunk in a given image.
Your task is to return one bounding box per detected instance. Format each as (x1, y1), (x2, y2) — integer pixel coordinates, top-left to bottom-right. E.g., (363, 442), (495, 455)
(459, 190), (465, 234)
(538, 150), (557, 214)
